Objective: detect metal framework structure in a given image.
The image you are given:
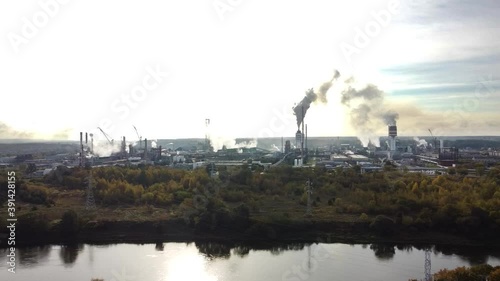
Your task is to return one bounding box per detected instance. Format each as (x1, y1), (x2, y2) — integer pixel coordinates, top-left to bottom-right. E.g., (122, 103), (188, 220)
(305, 178), (313, 216)
(97, 127), (114, 145)
(133, 125), (142, 149)
(85, 171), (96, 210)
(425, 249), (431, 281)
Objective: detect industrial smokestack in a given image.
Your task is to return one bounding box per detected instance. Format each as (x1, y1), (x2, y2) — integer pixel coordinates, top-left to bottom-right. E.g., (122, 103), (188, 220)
(340, 81), (399, 147)
(122, 136), (126, 157)
(85, 132), (88, 144)
(80, 132), (83, 167)
(388, 125), (397, 160)
(144, 138), (148, 160)
(305, 124), (308, 160)
(388, 125), (397, 137)
(89, 133), (94, 154)
(295, 130), (302, 149)
(301, 106), (305, 157)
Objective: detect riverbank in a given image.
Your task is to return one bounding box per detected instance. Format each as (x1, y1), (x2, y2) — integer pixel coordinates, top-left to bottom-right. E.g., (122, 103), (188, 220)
(5, 218), (500, 248)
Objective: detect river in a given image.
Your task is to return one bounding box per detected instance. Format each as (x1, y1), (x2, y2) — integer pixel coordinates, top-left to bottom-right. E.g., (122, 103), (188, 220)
(1, 242), (500, 281)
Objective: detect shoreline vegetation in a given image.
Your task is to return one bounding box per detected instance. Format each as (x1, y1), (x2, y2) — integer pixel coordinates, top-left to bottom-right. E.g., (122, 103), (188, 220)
(1, 163), (500, 247)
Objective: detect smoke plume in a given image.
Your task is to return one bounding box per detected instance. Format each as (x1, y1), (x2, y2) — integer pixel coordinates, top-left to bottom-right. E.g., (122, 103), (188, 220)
(294, 70), (340, 127)
(210, 136), (258, 151)
(0, 122), (34, 139)
(382, 110), (399, 126)
(340, 80), (399, 147)
(92, 141), (121, 157)
(413, 137), (428, 147)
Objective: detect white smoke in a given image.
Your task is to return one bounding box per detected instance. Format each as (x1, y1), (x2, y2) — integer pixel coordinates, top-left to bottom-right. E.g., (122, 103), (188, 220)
(151, 140), (157, 148)
(235, 139), (258, 148)
(92, 141), (121, 157)
(271, 144), (281, 152)
(211, 137), (258, 151)
(340, 77), (399, 147)
(413, 137), (428, 147)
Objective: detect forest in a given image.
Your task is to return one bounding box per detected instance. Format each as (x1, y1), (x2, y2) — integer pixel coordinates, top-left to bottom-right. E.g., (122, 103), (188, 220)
(1, 162), (500, 243)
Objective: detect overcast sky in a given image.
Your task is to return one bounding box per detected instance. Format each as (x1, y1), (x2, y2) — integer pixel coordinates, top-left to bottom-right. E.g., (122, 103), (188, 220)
(1, 0), (499, 143)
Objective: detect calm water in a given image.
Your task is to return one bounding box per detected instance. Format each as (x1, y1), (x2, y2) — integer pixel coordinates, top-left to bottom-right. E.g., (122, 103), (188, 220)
(1, 242), (500, 281)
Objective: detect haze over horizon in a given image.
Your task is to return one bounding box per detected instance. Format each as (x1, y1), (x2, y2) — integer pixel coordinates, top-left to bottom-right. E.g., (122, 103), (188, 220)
(1, 0), (499, 143)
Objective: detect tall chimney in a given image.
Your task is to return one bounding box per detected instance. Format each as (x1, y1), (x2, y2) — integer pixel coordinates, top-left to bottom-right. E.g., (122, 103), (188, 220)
(144, 138), (148, 160)
(295, 130), (302, 149)
(122, 136), (126, 157)
(80, 132), (83, 167)
(85, 132), (88, 144)
(90, 133), (94, 154)
(301, 106), (304, 161)
(305, 124), (308, 156)
(388, 125), (397, 160)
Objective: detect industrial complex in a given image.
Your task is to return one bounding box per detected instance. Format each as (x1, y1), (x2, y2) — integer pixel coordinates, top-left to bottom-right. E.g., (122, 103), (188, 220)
(1, 116), (500, 178)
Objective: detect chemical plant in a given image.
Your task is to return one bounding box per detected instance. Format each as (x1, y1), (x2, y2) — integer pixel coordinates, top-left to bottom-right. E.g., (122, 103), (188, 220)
(2, 112), (499, 179)
(1, 76), (499, 176)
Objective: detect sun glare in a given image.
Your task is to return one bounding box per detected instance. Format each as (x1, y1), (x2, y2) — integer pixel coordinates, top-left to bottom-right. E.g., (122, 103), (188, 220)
(162, 250), (219, 281)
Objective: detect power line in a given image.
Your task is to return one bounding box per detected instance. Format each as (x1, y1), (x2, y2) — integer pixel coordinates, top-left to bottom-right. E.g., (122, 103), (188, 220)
(425, 249), (431, 281)
(85, 170), (96, 210)
(305, 178), (313, 216)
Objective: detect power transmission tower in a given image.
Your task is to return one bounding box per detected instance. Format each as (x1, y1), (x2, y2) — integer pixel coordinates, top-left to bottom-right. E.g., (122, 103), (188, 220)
(85, 170), (96, 210)
(305, 178), (313, 216)
(425, 249), (431, 281)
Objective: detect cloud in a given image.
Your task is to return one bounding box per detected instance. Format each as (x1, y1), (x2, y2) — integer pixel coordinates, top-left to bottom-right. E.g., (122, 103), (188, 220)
(0, 122), (34, 139)
(51, 128), (73, 140)
(383, 101), (500, 136)
(0, 122), (73, 140)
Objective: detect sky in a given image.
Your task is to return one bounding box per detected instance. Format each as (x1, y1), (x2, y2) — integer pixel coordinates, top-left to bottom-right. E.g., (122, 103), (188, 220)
(0, 0), (499, 144)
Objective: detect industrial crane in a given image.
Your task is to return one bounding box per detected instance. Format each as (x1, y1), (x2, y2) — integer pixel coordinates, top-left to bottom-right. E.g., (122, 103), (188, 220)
(428, 129), (438, 151)
(133, 125), (142, 149)
(97, 127), (114, 145)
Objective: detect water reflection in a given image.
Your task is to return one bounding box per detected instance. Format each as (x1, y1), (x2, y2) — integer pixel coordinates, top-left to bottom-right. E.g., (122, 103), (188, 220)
(395, 244), (413, 252)
(59, 244), (83, 266)
(195, 242), (231, 260)
(434, 245), (495, 266)
(370, 244), (396, 260)
(2, 242), (500, 281)
(155, 242), (164, 251)
(193, 241), (309, 260)
(232, 246), (250, 258)
(0, 245), (52, 266)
